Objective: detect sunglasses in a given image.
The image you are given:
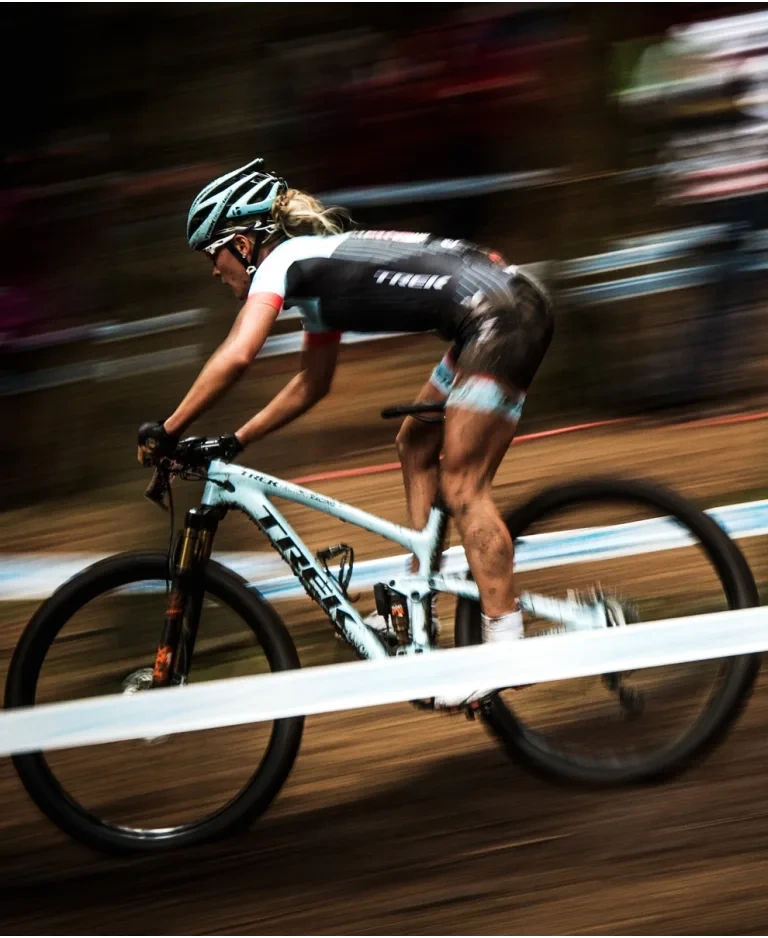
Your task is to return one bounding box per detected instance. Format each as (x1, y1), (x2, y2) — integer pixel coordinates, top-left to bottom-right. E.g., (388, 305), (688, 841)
(203, 233), (237, 263)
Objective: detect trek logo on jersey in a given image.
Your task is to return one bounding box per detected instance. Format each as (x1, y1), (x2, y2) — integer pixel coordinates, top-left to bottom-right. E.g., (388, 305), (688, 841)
(374, 269), (451, 290)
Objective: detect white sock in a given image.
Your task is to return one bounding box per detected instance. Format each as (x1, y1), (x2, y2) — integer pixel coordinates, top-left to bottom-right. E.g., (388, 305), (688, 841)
(482, 608), (524, 643)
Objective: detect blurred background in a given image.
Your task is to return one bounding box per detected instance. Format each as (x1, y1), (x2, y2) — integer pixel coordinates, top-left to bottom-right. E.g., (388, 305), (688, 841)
(2, 4), (768, 933)
(2, 1), (766, 508)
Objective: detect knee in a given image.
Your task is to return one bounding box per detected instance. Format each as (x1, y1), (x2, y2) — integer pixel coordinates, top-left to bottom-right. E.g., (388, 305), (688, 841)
(396, 419), (441, 467)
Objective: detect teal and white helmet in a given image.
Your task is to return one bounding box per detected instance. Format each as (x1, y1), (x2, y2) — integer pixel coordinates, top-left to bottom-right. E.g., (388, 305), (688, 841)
(186, 157), (287, 252)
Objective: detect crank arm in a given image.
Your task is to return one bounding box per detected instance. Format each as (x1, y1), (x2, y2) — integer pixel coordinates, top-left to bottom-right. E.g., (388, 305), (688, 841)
(520, 592), (609, 632)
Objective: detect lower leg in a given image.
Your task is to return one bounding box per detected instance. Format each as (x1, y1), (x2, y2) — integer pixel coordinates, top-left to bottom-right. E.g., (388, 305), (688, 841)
(397, 432), (441, 532)
(396, 381), (446, 573)
(430, 408), (523, 709)
(364, 382), (446, 637)
(449, 491), (518, 618)
(440, 403), (520, 625)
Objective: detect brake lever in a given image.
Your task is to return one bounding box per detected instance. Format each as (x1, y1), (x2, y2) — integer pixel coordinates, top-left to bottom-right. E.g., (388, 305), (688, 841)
(142, 437), (236, 512)
(144, 466), (172, 512)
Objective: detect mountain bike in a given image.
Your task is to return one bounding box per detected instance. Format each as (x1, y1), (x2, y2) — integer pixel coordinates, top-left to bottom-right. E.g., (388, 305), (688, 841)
(5, 402), (759, 853)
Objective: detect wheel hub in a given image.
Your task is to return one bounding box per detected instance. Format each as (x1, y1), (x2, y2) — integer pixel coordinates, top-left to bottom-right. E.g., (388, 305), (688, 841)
(121, 667), (170, 744)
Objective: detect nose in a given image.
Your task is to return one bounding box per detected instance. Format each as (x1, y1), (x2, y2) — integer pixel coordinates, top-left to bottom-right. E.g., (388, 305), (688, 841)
(211, 266), (221, 279)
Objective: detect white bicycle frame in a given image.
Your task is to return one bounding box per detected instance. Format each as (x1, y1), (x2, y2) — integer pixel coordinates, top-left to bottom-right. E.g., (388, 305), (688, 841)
(202, 460), (609, 660)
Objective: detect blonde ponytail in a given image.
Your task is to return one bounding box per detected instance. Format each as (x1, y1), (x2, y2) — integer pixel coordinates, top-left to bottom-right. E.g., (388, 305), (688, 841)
(271, 188), (349, 238)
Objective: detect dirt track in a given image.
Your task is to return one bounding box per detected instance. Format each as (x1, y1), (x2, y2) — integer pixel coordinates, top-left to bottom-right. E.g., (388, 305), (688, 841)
(0, 354), (766, 934)
(4, 687), (768, 934)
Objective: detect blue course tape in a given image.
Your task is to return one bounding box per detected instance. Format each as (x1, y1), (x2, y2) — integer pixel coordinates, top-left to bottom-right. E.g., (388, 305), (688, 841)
(562, 241), (694, 278)
(1, 500), (765, 603)
(563, 266), (716, 305)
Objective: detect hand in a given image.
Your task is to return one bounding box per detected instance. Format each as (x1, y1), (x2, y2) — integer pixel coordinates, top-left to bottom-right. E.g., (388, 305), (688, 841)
(137, 421), (179, 467)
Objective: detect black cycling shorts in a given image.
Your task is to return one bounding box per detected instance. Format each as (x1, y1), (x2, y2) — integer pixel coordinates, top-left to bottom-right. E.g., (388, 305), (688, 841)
(430, 270), (554, 420)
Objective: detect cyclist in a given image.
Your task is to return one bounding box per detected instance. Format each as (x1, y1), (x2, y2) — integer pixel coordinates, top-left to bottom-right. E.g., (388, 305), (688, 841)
(138, 158), (554, 709)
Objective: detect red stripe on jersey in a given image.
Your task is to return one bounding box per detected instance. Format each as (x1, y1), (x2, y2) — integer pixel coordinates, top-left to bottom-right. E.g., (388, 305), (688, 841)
(304, 330), (343, 349)
(250, 291), (284, 311)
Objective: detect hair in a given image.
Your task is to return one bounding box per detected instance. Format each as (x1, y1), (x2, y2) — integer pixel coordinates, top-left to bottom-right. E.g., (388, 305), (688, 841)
(270, 188), (350, 238)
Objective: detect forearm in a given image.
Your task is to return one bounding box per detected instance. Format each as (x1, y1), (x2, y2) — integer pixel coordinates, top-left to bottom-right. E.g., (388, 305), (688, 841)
(237, 372), (321, 445)
(163, 297), (280, 437)
(164, 346), (249, 436)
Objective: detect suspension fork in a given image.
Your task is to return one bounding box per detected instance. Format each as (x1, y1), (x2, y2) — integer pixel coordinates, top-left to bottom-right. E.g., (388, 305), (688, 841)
(152, 506), (224, 688)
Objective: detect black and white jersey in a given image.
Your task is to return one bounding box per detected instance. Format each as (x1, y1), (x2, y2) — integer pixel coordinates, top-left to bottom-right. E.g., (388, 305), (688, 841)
(248, 229), (521, 347)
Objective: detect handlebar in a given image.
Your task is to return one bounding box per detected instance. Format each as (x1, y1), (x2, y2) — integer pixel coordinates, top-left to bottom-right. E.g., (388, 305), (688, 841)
(143, 404), (446, 512)
(174, 436), (235, 464)
(142, 436), (235, 511)
(144, 435), (235, 471)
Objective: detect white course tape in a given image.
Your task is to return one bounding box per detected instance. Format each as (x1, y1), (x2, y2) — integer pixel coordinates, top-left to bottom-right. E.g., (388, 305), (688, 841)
(1, 607), (766, 756)
(0, 553), (286, 603)
(1, 500), (766, 602)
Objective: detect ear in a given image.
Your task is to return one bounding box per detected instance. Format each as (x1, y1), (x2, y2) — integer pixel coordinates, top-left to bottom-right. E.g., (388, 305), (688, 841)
(232, 233), (254, 260)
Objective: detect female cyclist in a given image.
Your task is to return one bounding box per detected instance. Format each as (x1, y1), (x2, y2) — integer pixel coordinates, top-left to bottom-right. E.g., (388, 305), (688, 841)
(137, 157), (554, 709)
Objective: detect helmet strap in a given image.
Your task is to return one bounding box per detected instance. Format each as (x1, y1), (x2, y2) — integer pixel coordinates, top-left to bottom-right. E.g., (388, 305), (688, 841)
(226, 231), (266, 278)
(226, 241), (251, 270)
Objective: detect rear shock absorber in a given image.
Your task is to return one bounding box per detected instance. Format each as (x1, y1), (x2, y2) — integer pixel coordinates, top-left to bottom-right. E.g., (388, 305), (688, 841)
(373, 582), (411, 648)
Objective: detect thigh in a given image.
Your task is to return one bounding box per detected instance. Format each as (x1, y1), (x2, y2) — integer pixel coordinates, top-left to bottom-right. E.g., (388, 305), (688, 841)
(443, 328), (530, 480)
(395, 356), (452, 449)
(440, 275), (553, 477)
(443, 281), (553, 488)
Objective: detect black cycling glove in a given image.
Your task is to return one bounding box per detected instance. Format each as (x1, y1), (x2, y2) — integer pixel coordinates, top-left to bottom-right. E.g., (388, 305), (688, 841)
(138, 421), (179, 464)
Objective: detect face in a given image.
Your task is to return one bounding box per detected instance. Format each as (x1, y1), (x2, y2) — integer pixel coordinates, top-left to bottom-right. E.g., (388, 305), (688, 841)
(208, 234), (254, 302)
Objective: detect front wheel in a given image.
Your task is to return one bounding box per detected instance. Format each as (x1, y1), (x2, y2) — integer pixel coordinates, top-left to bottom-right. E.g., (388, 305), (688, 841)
(5, 550), (304, 853)
(454, 477), (760, 785)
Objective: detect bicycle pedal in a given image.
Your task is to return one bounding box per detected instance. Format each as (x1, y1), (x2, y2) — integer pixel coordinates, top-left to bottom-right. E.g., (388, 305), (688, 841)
(431, 699), (483, 718)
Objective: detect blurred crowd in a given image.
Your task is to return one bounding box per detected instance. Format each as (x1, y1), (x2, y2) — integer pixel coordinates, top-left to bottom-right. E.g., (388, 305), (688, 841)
(1, 5), (571, 341)
(618, 9), (768, 409)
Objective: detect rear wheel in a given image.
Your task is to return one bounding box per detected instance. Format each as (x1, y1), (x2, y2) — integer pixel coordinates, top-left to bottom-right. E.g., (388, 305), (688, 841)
(454, 477), (760, 785)
(5, 550), (304, 853)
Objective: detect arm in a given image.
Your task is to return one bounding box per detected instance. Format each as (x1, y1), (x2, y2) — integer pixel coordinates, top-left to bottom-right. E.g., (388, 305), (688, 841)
(236, 333), (341, 445)
(163, 296), (281, 436)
